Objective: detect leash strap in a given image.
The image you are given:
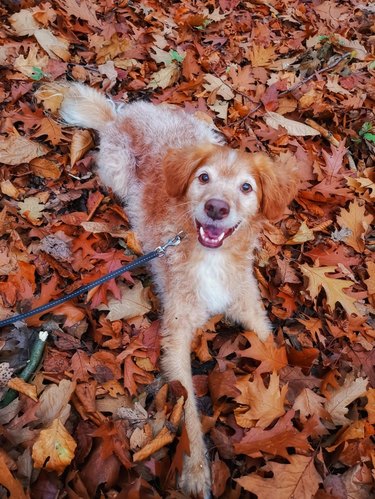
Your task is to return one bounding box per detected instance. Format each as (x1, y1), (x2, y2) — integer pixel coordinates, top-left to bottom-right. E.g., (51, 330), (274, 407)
(0, 232), (184, 328)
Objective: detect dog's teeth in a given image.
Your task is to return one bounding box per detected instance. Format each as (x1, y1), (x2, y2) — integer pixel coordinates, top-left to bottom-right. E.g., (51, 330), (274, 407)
(218, 232), (225, 241)
(200, 226), (205, 238)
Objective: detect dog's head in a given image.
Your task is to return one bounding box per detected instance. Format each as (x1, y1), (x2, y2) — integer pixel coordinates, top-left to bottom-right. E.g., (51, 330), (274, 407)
(163, 144), (299, 249)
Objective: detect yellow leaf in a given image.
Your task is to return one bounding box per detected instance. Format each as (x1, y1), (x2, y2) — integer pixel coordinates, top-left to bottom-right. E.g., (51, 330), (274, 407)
(300, 264), (359, 316)
(286, 221), (315, 244)
(32, 418), (77, 474)
(337, 199), (373, 252)
(235, 372), (287, 429)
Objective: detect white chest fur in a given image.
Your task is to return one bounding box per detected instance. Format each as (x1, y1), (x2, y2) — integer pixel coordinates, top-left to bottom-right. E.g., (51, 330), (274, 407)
(196, 251), (232, 314)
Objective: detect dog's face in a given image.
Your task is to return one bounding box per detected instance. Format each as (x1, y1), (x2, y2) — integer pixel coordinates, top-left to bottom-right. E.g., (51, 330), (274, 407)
(163, 144), (298, 249)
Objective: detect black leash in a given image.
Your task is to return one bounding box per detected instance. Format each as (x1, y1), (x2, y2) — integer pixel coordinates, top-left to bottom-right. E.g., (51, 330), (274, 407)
(0, 232), (184, 328)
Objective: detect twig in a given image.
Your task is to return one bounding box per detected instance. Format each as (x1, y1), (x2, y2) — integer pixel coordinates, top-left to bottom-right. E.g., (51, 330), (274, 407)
(305, 118), (357, 171)
(0, 331), (48, 408)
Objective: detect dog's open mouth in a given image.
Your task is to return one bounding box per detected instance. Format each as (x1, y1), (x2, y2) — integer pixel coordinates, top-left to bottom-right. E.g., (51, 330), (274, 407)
(196, 220), (240, 248)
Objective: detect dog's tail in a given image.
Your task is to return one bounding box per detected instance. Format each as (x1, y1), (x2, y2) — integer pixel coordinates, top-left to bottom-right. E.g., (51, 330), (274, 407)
(58, 83), (117, 131)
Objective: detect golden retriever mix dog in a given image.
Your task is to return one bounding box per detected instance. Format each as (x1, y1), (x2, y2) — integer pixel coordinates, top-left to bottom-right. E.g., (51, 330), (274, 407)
(59, 83), (298, 497)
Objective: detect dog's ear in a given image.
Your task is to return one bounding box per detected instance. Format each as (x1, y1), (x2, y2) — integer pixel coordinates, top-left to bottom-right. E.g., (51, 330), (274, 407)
(163, 144), (216, 198)
(252, 153), (299, 220)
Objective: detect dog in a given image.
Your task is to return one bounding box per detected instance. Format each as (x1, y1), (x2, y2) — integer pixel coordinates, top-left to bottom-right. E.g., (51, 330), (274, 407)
(59, 83), (298, 497)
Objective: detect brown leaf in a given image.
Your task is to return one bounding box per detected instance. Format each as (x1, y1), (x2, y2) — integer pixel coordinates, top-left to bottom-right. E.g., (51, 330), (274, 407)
(8, 377), (38, 402)
(337, 199), (373, 253)
(70, 130), (94, 166)
(325, 375), (368, 425)
(0, 133), (48, 165)
(0, 452), (28, 499)
(236, 454), (322, 499)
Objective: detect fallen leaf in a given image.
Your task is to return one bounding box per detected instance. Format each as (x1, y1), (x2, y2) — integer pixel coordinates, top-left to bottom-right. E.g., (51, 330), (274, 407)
(17, 196), (46, 225)
(32, 418), (77, 474)
(34, 29), (70, 61)
(8, 377), (38, 402)
(0, 452), (27, 499)
(14, 45), (49, 78)
(264, 112), (320, 136)
(239, 331), (288, 374)
(203, 74), (234, 100)
(98, 281), (151, 321)
(30, 158), (61, 179)
(147, 63), (180, 90)
(292, 388), (329, 423)
(325, 375), (368, 425)
(9, 9), (40, 36)
(236, 454), (322, 499)
(235, 372), (287, 428)
(337, 199), (373, 252)
(70, 129), (94, 166)
(300, 264), (359, 316)
(0, 134), (48, 165)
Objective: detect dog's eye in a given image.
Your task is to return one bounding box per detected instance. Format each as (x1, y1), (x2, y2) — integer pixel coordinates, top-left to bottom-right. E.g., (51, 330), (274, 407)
(241, 182), (253, 193)
(198, 173), (210, 184)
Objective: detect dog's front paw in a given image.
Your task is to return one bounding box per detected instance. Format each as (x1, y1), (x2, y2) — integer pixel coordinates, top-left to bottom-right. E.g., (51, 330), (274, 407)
(179, 453), (211, 498)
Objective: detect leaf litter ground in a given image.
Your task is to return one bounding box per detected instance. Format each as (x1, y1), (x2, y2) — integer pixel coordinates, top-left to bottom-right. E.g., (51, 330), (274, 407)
(0, 1), (374, 498)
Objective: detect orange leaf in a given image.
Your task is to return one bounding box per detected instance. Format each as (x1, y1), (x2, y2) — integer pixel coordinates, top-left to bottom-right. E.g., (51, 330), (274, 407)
(8, 377), (38, 402)
(32, 418), (77, 474)
(239, 331), (287, 373)
(0, 452), (27, 499)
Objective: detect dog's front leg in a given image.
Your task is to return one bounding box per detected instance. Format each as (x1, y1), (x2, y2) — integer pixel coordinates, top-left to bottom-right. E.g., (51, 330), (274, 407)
(227, 272), (272, 342)
(160, 301), (211, 498)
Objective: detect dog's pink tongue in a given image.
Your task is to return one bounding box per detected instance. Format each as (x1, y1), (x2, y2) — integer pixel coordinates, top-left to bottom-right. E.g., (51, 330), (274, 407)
(204, 225), (223, 238)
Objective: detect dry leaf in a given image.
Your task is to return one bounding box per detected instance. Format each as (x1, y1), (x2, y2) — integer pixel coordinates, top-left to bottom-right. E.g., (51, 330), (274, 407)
(32, 418), (77, 474)
(34, 29), (70, 61)
(264, 112), (320, 136)
(0, 134), (48, 165)
(98, 281), (151, 321)
(235, 372), (287, 428)
(147, 63), (180, 90)
(8, 377), (38, 402)
(1, 180), (20, 199)
(286, 221), (315, 244)
(240, 331), (288, 374)
(248, 44), (276, 67)
(337, 199), (373, 253)
(14, 45), (49, 78)
(325, 375), (368, 425)
(30, 158), (61, 179)
(300, 264), (359, 316)
(292, 388), (329, 423)
(9, 9), (40, 36)
(17, 196), (46, 225)
(35, 379), (76, 426)
(0, 452), (28, 499)
(70, 129), (94, 166)
(236, 454), (322, 499)
(203, 74), (234, 100)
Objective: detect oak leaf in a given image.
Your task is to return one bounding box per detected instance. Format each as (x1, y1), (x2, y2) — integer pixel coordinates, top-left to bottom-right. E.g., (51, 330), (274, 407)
(8, 377), (38, 402)
(35, 379), (76, 426)
(300, 263), (359, 316)
(30, 158), (61, 179)
(239, 331), (288, 373)
(0, 452), (27, 499)
(14, 45), (49, 78)
(336, 199), (373, 252)
(325, 375), (368, 425)
(17, 196), (45, 225)
(147, 63), (180, 90)
(203, 74), (234, 100)
(235, 372), (287, 428)
(98, 281), (151, 321)
(365, 389), (375, 424)
(292, 388), (329, 423)
(236, 454), (322, 499)
(248, 44), (276, 68)
(32, 418), (77, 474)
(234, 410), (311, 458)
(9, 9), (40, 36)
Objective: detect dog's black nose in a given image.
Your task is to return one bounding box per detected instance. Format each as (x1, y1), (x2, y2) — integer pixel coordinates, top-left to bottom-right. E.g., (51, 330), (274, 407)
(204, 198), (230, 220)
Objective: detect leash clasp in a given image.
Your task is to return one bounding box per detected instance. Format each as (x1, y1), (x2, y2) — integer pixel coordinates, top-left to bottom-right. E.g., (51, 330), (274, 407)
(156, 231), (185, 257)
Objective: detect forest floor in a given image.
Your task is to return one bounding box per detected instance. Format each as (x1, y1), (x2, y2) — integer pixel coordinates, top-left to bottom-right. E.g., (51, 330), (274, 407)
(0, 1), (374, 498)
